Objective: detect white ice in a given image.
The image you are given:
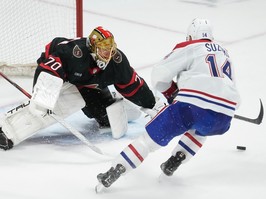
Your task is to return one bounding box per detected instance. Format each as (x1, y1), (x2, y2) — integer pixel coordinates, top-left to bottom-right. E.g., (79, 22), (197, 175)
(0, 0), (266, 198)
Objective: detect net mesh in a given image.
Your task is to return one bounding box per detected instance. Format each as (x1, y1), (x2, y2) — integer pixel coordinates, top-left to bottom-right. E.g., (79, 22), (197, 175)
(0, 0), (77, 76)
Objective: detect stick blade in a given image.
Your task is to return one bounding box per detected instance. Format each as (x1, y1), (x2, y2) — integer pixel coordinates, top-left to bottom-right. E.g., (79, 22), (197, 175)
(234, 99), (264, 125)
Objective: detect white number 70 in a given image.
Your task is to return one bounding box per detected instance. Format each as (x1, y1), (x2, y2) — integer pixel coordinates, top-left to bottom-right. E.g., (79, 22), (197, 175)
(44, 57), (62, 70)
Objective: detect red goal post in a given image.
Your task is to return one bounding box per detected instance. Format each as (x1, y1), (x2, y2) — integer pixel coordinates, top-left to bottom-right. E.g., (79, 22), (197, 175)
(0, 0), (83, 76)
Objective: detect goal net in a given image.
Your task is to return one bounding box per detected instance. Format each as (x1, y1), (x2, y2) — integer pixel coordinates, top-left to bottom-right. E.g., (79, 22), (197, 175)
(0, 0), (82, 76)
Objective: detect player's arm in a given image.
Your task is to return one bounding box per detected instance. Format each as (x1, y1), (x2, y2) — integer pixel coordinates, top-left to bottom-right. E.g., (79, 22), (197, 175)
(111, 49), (155, 108)
(151, 48), (187, 104)
(31, 39), (67, 117)
(114, 67), (156, 109)
(116, 74), (155, 108)
(34, 37), (68, 84)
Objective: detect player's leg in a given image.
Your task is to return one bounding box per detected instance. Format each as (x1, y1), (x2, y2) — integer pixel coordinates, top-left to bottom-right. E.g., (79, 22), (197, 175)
(80, 87), (142, 138)
(80, 87), (115, 127)
(80, 88), (142, 124)
(97, 102), (189, 187)
(160, 129), (206, 176)
(0, 83), (84, 150)
(110, 91), (142, 121)
(97, 131), (161, 187)
(160, 104), (232, 176)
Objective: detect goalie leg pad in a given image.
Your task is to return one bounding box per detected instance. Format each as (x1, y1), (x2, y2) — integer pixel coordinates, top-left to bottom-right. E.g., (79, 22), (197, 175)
(111, 91), (142, 121)
(106, 98), (128, 139)
(53, 83), (85, 117)
(2, 83), (85, 145)
(123, 98), (142, 121)
(2, 101), (55, 145)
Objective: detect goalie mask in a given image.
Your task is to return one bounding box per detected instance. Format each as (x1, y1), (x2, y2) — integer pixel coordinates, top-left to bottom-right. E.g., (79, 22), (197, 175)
(87, 26), (117, 70)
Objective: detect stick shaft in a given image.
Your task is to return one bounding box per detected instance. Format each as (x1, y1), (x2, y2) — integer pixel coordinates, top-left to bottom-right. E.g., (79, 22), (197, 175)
(0, 72), (31, 98)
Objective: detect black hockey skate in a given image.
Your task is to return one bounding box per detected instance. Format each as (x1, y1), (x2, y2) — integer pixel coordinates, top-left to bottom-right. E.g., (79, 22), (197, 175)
(0, 127), (13, 150)
(160, 151), (186, 176)
(97, 164), (126, 188)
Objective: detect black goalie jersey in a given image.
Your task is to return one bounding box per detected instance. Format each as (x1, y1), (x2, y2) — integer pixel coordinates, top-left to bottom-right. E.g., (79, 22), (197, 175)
(34, 37), (155, 109)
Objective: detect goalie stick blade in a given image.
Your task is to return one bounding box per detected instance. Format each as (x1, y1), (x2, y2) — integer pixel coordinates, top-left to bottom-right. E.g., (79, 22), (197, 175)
(234, 99), (264, 125)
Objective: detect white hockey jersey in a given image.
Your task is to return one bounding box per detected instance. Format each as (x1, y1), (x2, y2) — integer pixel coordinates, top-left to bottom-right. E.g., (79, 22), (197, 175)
(151, 40), (240, 117)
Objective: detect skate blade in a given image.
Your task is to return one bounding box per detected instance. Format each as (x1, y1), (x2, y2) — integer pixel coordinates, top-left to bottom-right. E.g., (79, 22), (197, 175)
(95, 183), (107, 193)
(158, 172), (170, 183)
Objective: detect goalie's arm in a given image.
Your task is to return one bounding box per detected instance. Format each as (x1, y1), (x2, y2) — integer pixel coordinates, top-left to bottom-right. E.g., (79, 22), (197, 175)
(114, 72), (156, 109)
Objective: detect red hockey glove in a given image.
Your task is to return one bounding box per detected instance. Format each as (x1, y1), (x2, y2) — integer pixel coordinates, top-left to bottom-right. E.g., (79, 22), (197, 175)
(161, 81), (179, 104)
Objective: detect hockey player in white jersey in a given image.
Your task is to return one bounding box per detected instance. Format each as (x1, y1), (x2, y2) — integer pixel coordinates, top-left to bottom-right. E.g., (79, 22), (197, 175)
(95, 18), (241, 191)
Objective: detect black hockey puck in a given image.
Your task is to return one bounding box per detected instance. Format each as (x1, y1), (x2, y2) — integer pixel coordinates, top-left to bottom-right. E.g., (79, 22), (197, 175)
(237, 146), (246, 150)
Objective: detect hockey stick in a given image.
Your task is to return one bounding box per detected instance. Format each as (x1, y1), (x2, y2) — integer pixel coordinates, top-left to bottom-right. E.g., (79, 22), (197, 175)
(0, 71), (105, 155)
(234, 99), (264, 125)
(0, 72), (32, 99)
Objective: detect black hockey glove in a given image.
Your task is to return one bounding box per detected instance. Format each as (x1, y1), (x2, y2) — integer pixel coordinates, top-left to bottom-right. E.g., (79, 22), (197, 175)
(162, 81), (179, 104)
(0, 129), (13, 150)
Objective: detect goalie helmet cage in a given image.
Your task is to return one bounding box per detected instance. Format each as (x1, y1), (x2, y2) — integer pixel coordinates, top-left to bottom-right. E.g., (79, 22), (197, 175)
(0, 0), (83, 76)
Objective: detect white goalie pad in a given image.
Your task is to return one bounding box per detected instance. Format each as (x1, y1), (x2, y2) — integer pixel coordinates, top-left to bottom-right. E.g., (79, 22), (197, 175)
(106, 99), (128, 139)
(2, 101), (55, 145)
(123, 98), (142, 122)
(2, 83), (85, 145)
(53, 83), (85, 117)
(111, 91), (142, 121)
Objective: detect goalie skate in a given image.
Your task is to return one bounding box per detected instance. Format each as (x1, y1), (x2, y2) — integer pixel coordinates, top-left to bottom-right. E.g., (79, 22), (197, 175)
(0, 127), (13, 150)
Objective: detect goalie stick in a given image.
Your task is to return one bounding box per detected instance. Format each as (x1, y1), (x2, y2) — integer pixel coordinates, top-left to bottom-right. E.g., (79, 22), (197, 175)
(0, 71), (106, 156)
